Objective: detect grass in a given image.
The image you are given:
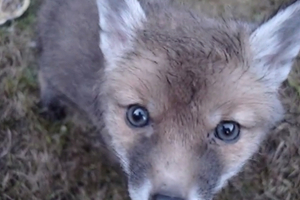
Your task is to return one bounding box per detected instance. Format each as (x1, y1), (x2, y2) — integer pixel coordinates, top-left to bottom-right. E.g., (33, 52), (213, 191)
(1, 0), (300, 199)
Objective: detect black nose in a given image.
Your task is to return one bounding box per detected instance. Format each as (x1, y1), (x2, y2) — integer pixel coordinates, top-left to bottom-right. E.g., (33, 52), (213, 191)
(152, 194), (184, 200)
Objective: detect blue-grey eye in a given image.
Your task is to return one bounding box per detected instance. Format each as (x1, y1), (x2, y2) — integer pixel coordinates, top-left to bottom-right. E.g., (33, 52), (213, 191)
(215, 121), (240, 142)
(126, 105), (150, 127)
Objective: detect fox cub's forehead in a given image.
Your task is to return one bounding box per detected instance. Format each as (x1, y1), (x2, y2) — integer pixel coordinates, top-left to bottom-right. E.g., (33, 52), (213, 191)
(107, 32), (264, 109)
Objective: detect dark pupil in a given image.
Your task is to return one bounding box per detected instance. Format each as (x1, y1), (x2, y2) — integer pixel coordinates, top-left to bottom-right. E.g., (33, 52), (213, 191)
(132, 108), (145, 122)
(222, 123), (234, 135)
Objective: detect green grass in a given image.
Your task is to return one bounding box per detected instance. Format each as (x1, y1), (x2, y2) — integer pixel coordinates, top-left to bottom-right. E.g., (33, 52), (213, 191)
(1, 0), (300, 200)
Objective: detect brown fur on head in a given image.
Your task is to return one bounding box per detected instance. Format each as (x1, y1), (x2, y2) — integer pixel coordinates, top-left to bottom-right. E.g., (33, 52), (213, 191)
(37, 0), (300, 199)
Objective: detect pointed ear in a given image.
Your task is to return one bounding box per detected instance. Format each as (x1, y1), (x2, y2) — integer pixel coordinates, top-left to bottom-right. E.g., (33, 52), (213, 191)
(96, 0), (146, 70)
(250, 0), (300, 89)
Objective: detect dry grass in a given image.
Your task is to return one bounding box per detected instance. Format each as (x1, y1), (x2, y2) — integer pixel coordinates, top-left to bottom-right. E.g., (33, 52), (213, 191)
(1, 0), (300, 199)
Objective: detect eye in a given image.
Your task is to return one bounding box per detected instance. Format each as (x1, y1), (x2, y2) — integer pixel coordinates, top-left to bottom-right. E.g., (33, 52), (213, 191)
(214, 121), (240, 142)
(126, 105), (150, 128)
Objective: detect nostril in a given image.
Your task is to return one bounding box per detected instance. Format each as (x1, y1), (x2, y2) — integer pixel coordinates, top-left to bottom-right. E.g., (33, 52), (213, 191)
(152, 194), (184, 200)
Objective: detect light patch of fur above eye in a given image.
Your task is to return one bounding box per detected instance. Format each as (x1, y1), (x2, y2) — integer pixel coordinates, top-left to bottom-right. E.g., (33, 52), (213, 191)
(207, 106), (258, 129)
(231, 107), (256, 128)
(113, 89), (144, 107)
(207, 110), (222, 128)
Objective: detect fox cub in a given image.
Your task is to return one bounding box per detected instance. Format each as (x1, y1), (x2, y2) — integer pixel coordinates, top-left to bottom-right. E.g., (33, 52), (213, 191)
(36, 0), (300, 199)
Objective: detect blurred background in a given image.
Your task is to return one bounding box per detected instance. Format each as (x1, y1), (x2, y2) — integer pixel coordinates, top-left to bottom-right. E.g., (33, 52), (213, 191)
(0, 0), (300, 199)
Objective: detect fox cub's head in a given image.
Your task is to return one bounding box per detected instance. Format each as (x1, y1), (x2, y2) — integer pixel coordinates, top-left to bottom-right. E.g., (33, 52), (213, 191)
(95, 0), (300, 199)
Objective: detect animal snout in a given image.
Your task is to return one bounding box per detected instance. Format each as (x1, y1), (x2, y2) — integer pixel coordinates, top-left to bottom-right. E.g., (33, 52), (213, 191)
(152, 193), (184, 200)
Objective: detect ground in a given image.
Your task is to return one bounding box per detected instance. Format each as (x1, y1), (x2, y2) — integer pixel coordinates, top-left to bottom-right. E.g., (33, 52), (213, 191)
(0, 0), (300, 200)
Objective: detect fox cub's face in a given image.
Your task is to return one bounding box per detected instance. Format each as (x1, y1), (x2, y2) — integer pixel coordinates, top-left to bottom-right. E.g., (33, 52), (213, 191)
(96, 0), (300, 200)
